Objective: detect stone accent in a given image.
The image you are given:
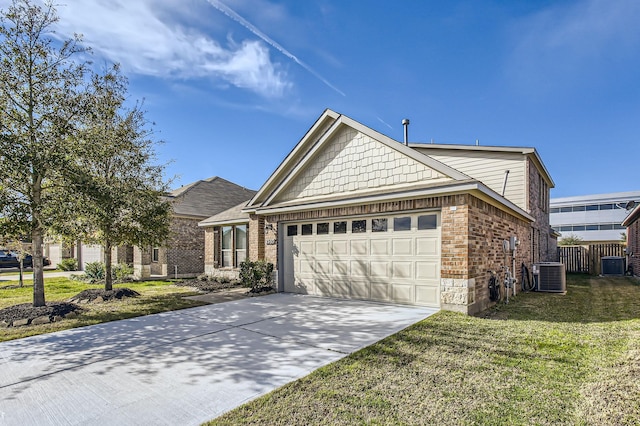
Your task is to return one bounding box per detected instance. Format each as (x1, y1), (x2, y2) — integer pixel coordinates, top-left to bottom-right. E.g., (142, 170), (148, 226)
(31, 316), (51, 325)
(13, 318), (29, 327)
(440, 278), (475, 313)
(276, 127), (451, 203)
(133, 246), (151, 279)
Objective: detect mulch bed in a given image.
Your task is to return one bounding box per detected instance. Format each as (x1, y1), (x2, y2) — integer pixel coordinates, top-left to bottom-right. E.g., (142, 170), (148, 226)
(1, 288), (142, 328)
(68, 288), (140, 304)
(0, 302), (83, 327)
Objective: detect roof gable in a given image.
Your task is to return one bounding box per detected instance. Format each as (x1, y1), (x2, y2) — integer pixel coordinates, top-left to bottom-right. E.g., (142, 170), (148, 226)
(246, 110), (469, 209)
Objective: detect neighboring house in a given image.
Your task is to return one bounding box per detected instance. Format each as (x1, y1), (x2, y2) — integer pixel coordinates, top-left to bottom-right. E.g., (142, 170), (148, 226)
(200, 109), (556, 314)
(133, 177), (256, 279)
(622, 203), (640, 277)
(550, 191), (640, 243)
(44, 240), (128, 270)
(46, 177), (256, 277)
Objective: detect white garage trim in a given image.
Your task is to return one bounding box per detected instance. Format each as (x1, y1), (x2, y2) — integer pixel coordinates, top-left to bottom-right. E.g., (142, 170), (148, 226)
(280, 211), (441, 307)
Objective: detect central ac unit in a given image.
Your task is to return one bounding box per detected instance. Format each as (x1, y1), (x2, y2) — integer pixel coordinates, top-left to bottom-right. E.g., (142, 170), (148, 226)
(533, 262), (566, 293)
(601, 256), (625, 276)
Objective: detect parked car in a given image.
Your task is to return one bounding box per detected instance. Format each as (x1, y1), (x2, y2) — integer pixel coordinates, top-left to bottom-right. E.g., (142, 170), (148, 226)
(0, 253), (50, 268)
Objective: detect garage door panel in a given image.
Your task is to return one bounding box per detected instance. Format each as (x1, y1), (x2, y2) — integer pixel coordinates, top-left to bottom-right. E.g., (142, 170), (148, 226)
(316, 278), (332, 296)
(350, 240), (368, 255)
(315, 260), (331, 276)
(332, 240), (348, 255)
(300, 259), (314, 274)
(333, 260), (349, 275)
(416, 237), (439, 256)
(350, 260), (368, 277)
(299, 240), (314, 255)
(416, 285), (439, 305)
(391, 284), (413, 304)
(316, 241), (330, 255)
(371, 282), (389, 301)
(370, 261), (389, 278)
(370, 239), (389, 256)
(392, 261), (412, 279)
(392, 238), (412, 256)
(351, 280), (370, 299)
(333, 278), (350, 297)
(416, 261), (439, 280)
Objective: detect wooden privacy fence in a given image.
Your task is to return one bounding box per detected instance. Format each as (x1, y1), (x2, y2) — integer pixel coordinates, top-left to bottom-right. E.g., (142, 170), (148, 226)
(558, 243), (626, 275)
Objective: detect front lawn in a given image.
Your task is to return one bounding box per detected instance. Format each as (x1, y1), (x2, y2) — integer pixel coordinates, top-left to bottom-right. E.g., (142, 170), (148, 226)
(0, 277), (207, 342)
(209, 275), (640, 425)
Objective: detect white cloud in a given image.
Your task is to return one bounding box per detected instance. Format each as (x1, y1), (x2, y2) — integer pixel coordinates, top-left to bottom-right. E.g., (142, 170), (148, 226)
(1, 0), (292, 97)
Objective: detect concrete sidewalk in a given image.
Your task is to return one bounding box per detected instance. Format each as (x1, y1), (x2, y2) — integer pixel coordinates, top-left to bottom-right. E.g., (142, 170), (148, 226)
(0, 270), (77, 282)
(0, 293), (438, 425)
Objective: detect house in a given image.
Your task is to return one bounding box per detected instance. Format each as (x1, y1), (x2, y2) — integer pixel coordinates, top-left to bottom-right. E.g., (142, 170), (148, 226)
(622, 203), (640, 277)
(200, 109), (555, 315)
(46, 177), (256, 277)
(133, 177), (256, 279)
(551, 191), (640, 243)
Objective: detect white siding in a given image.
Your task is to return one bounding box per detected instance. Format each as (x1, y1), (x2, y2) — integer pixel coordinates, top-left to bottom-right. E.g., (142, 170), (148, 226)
(414, 148), (526, 209)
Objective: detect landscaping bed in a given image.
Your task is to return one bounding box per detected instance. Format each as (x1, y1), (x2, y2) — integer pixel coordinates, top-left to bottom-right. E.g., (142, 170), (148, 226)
(0, 302), (82, 327)
(0, 277), (206, 341)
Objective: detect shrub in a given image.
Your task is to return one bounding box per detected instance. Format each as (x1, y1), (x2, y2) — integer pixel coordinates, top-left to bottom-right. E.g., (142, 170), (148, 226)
(84, 261), (105, 281)
(239, 260), (274, 290)
(58, 258), (78, 271)
(112, 263), (134, 282)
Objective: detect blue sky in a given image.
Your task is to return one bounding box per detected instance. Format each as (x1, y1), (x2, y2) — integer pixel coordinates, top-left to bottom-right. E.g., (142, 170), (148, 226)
(7, 0), (640, 197)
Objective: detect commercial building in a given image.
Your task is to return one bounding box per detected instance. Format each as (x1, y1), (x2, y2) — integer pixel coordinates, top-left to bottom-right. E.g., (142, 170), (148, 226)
(550, 191), (640, 243)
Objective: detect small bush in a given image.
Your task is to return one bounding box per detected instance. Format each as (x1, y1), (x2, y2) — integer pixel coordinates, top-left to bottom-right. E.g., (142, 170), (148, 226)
(239, 260), (274, 290)
(84, 261), (105, 281)
(197, 273), (210, 282)
(112, 263), (134, 282)
(58, 258), (78, 271)
(215, 275), (232, 284)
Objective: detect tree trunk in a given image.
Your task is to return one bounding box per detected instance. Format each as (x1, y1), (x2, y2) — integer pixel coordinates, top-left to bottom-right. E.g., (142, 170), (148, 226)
(32, 229), (45, 307)
(18, 259), (24, 288)
(104, 240), (113, 291)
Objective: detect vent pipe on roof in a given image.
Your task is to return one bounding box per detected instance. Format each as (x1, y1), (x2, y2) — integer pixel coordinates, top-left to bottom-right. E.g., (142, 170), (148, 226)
(402, 118), (410, 145)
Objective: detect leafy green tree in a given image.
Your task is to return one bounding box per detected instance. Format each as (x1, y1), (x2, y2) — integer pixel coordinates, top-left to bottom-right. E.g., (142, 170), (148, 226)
(559, 234), (584, 246)
(63, 66), (172, 291)
(0, 0), (89, 306)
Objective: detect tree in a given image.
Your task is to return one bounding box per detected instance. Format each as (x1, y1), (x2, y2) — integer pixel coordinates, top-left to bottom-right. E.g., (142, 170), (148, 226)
(0, 0), (89, 306)
(63, 66), (172, 291)
(559, 234), (584, 246)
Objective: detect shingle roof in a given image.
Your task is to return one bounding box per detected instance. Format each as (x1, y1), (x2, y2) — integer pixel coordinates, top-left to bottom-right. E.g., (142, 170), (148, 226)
(198, 200), (251, 226)
(167, 177), (256, 218)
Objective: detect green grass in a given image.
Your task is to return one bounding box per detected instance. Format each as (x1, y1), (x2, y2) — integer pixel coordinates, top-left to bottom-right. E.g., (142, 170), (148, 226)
(209, 274), (640, 425)
(0, 277), (207, 342)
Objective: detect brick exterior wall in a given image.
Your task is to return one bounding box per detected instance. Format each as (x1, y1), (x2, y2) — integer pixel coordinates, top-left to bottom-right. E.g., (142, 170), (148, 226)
(628, 218), (640, 277)
(166, 216), (205, 276)
(527, 158), (554, 262)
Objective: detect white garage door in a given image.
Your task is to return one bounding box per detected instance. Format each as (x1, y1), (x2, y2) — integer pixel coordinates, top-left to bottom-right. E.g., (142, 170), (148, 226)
(80, 244), (103, 270)
(281, 212), (441, 307)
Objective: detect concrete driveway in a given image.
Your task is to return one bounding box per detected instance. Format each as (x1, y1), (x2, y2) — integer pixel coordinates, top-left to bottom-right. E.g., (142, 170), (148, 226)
(0, 293), (438, 425)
